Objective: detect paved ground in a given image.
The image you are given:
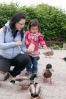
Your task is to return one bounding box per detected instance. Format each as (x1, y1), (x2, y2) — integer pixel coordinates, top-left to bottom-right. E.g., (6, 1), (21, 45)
(0, 49), (66, 99)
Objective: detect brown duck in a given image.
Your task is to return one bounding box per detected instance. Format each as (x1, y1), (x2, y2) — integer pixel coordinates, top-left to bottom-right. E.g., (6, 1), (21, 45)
(43, 48), (54, 57)
(0, 71), (10, 81)
(10, 76), (30, 90)
(43, 64), (54, 84)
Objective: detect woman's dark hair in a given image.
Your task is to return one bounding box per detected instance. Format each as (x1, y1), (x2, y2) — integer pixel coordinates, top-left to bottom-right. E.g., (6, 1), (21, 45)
(29, 19), (40, 32)
(10, 12), (26, 40)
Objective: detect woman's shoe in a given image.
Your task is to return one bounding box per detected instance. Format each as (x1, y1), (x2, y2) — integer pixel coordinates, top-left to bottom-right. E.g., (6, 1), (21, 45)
(4, 72), (12, 81)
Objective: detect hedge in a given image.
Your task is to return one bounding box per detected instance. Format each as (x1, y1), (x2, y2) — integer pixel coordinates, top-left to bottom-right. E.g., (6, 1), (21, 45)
(0, 3), (66, 41)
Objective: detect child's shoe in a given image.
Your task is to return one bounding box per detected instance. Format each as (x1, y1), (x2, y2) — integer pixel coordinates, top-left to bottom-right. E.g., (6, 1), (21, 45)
(25, 71), (32, 76)
(30, 73), (37, 80)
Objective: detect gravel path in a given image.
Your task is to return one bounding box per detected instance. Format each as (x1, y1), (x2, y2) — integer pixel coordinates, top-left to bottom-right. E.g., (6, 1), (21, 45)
(0, 50), (66, 99)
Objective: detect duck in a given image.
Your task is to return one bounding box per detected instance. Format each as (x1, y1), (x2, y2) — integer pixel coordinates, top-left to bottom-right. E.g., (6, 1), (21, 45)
(10, 76), (30, 90)
(0, 71), (10, 81)
(43, 64), (54, 84)
(43, 48), (54, 57)
(0, 71), (6, 81)
(62, 57), (66, 62)
(29, 82), (41, 99)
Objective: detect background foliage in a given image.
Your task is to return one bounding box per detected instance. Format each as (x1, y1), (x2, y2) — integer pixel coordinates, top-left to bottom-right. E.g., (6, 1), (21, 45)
(0, 3), (66, 41)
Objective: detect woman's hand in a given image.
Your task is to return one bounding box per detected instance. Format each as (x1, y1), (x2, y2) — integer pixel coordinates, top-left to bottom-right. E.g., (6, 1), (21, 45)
(15, 41), (22, 46)
(43, 45), (47, 50)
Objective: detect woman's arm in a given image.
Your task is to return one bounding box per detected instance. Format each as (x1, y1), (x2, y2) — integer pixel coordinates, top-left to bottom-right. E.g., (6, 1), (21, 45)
(0, 28), (17, 50)
(21, 36), (27, 52)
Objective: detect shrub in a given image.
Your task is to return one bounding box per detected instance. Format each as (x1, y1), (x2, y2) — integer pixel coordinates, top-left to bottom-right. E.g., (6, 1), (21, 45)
(0, 3), (66, 41)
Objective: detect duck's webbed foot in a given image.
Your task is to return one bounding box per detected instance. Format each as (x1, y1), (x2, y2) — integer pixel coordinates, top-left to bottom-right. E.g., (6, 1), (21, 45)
(49, 78), (52, 84)
(21, 85), (25, 90)
(44, 78), (47, 83)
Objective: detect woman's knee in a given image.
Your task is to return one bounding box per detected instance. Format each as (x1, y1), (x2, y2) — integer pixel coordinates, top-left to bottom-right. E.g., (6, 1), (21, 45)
(25, 54), (31, 63)
(0, 60), (11, 72)
(0, 66), (10, 72)
(15, 53), (31, 64)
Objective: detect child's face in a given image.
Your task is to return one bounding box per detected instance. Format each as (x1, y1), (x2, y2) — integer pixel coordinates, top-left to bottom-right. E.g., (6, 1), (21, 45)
(30, 26), (39, 34)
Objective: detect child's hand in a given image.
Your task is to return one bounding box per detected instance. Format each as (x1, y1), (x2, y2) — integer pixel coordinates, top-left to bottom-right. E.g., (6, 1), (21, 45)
(26, 49), (33, 54)
(43, 45), (47, 50)
(25, 41), (29, 45)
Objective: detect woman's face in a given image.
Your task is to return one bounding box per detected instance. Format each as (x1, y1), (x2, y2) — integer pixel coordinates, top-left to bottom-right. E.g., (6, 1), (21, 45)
(15, 19), (26, 31)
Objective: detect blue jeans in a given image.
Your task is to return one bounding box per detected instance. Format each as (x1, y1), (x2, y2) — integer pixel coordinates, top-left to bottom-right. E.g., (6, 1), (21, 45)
(26, 56), (38, 73)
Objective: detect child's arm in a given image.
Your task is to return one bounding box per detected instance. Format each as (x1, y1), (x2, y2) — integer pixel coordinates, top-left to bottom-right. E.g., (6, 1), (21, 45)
(25, 31), (29, 46)
(25, 31), (33, 54)
(38, 33), (47, 49)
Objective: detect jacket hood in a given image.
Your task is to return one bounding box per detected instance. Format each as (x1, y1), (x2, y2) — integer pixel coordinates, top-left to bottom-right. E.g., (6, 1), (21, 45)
(5, 20), (10, 29)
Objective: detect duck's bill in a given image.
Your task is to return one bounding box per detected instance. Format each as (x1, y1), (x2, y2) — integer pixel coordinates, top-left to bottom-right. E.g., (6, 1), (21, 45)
(50, 68), (54, 72)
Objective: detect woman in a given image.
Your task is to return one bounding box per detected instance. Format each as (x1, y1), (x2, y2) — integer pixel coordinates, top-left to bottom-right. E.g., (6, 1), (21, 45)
(0, 12), (31, 78)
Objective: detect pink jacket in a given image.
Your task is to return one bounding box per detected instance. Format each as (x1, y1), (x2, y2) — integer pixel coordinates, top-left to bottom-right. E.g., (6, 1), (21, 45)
(25, 31), (46, 57)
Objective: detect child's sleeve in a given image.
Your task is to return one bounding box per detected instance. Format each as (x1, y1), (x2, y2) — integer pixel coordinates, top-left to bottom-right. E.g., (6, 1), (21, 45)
(38, 33), (46, 47)
(25, 31), (29, 43)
